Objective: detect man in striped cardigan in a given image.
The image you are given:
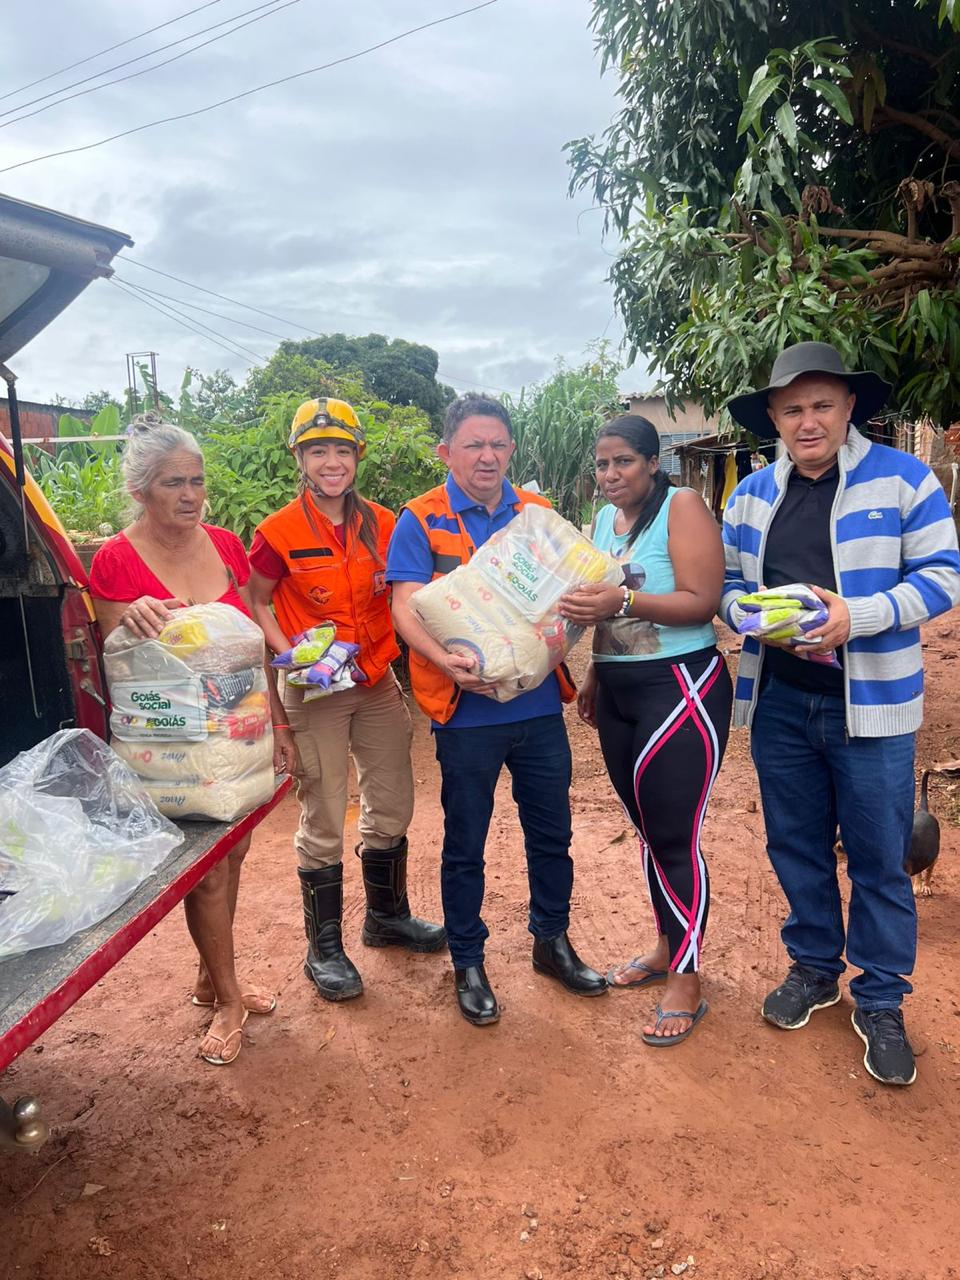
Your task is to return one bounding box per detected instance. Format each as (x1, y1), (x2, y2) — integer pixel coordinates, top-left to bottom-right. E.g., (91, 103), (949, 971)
(721, 342), (960, 1087)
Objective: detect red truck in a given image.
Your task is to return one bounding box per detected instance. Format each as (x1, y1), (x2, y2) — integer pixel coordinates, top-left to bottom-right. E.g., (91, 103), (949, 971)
(0, 194), (289, 1151)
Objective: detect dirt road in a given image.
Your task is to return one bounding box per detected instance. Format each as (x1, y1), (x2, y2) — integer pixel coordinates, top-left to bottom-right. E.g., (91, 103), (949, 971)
(4, 620), (959, 1280)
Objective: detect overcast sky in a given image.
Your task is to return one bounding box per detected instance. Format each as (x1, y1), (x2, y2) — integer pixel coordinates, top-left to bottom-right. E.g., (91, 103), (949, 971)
(0, 0), (643, 406)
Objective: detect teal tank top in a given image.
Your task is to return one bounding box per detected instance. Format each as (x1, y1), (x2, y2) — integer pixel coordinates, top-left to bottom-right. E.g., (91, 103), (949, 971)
(591, 488), (717, 663)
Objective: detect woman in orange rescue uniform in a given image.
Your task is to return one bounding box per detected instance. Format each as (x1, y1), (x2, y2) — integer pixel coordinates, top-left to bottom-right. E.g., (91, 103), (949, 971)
(248, 398), (445, 1003)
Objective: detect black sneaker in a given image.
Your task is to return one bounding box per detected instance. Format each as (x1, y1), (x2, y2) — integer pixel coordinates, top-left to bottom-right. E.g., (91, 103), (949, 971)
(761, 963), (841, 1029)
(851, 1008), (916, 1086)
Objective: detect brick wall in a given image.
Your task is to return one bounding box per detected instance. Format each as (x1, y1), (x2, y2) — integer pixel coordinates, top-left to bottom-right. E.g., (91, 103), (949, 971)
(0, 400), (92, 453)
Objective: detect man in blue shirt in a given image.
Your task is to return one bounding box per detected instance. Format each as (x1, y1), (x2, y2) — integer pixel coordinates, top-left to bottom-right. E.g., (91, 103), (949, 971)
(388, 394), (607, 1025)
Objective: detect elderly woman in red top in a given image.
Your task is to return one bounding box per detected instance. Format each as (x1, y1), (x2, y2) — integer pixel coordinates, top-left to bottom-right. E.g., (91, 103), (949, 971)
(89, 412), (297, 1066)
(248, 397), (445, 1006)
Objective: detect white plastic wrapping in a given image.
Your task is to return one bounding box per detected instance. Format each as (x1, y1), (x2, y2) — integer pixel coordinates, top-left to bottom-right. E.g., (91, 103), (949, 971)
(103, 603), (274, 821)
(0, 730), (183, 958)
(411, 505), (622, 701)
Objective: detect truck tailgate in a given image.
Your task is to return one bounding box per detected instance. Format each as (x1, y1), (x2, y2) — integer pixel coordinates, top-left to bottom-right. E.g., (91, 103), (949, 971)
(0, 775), (291, 1074)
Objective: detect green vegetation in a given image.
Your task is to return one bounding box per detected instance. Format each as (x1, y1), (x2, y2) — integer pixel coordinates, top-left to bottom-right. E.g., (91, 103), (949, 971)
(25, 404), (127, 536)
(506, 347), (622, 524)
(244, 334), (454, 428)
(568, 1), (960, 425)
(34, 334), (619, 541)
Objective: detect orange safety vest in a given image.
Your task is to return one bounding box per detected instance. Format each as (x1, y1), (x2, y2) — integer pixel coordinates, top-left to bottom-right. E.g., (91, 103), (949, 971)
(257, 494), (399, 686)
(402, 482), (577, 723)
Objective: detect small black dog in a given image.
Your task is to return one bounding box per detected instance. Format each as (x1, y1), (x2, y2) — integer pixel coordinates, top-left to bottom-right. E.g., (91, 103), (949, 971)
(905, 770), (940, 896)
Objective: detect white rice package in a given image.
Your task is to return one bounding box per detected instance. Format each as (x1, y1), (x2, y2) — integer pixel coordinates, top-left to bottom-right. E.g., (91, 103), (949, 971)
(411, 505), (621, 700)
(103, 602), (274, 822)
(140, 769), (275, 822)
(111, 732), (274, 782)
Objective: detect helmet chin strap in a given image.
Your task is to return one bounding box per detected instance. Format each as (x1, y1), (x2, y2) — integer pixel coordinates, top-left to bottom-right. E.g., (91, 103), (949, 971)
(306, 476), (353, 498)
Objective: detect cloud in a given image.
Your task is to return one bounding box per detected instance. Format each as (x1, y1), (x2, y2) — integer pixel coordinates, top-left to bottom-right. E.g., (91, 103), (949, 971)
(1, 0), (630, 403)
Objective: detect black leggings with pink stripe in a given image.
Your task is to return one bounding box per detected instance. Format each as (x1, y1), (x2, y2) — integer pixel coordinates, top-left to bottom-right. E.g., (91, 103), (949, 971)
(594, 646), (732, 975)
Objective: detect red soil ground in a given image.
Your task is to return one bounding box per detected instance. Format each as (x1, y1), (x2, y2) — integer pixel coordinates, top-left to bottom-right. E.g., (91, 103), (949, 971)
(3, 618), (960, 1280)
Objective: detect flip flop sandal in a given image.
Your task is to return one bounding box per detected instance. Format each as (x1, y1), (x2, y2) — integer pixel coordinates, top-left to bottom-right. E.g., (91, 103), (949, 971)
(641, 999), (708, 1047)
(199, 1010), (249, 1066)
(606, 958), (669, 990)
(192, 991), (277, 1015)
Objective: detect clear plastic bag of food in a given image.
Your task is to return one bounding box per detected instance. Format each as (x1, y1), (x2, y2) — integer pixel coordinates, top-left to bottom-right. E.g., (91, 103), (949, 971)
(734, 583), (840, 668)
(104, 602), (263, 685)
(103, 603), (275, 820)
(0, 730), (183, 958)
(411, 505), (618, 700)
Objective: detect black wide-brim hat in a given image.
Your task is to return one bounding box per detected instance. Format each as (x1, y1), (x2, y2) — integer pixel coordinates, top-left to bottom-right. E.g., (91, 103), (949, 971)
(727, 342), (893, 438)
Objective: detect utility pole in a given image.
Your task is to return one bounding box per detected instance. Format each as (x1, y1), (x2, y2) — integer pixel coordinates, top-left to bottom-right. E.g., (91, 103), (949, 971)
(125, 351), (160, 417)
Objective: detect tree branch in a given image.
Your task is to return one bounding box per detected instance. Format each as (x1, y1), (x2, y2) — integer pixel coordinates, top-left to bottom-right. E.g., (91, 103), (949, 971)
(806, 226), (942, 259)
(851, 16), (952, 67)
(943, 181), (960, 238)
(919, 108), (960, 132)
(875, 103), (960, 160)
(731, 199), (774, 255)
(872, 33), (940, 66)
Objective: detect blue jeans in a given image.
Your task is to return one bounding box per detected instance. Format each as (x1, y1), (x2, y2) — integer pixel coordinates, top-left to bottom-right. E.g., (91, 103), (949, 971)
(751, 675), (917, 1009)
(433, 714), (574, 968)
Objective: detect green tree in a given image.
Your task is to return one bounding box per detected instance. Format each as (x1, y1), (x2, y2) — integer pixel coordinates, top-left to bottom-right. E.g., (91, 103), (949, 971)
(246, 334), (454, 428)
(202, 393), (302, 545)
(356, 402), (446, 514)
(188, 368), (250, 425)
(80, 389), (123, 415)
(568, 1), (960, 426)
(242, 349), (366, 415)
(506, 347), (622, 524)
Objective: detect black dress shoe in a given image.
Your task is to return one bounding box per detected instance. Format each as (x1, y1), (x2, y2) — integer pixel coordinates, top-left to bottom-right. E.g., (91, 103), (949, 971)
(532, 932), (608, 997)
(454, 965), (500, 1026)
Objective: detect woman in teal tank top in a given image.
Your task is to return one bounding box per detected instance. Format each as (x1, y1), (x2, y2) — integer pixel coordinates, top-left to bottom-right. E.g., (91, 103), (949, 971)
(559, 416), (733, 1047)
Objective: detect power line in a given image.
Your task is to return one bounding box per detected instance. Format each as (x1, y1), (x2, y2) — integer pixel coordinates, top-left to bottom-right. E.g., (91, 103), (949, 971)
(120, 255), (321, 334)
(122, 248), (519, 389)
(0, 0), (293, 129)
(0, 1), (500, 175)
(114, 278), (266, 364)
(118, 277), (268, 364)
(0, 0), (235, 105)
(113, 275), (293, 341)
(111, 278), (266, 366)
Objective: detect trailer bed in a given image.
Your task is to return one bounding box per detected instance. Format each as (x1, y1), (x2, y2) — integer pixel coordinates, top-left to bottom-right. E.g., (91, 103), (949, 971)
(0, 776), (291, 1075)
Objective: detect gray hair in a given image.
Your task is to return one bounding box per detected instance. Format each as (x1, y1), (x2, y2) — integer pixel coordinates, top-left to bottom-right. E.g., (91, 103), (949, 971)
(122, 411), (203, 507)
(442, 393), (512, 444)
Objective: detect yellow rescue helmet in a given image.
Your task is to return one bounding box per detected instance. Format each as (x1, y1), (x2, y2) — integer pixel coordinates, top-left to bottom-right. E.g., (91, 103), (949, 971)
(288, 397), (365, 458)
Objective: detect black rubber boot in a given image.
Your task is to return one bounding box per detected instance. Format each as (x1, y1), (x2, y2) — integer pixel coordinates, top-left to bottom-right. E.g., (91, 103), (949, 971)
(298, 864), (363, 1001)
(358, 839), (447, 953)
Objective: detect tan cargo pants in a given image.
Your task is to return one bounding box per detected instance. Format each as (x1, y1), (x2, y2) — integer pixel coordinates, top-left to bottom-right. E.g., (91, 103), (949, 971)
(282, 670), (415, 869)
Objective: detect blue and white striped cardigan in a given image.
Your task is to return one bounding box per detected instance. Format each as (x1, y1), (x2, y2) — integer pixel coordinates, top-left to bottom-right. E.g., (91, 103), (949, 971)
(721, 425), (960, 737)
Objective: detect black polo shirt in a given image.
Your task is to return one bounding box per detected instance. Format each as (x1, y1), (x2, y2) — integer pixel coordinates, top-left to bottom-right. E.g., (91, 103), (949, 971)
(760, 462), (844, 695)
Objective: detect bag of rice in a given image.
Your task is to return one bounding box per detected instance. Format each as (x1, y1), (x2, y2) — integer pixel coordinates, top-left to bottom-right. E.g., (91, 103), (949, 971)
(411, 505), (619, 700)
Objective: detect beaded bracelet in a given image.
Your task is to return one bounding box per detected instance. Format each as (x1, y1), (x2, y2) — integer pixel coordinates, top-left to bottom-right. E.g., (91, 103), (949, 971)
(616, 587), (634, 618)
